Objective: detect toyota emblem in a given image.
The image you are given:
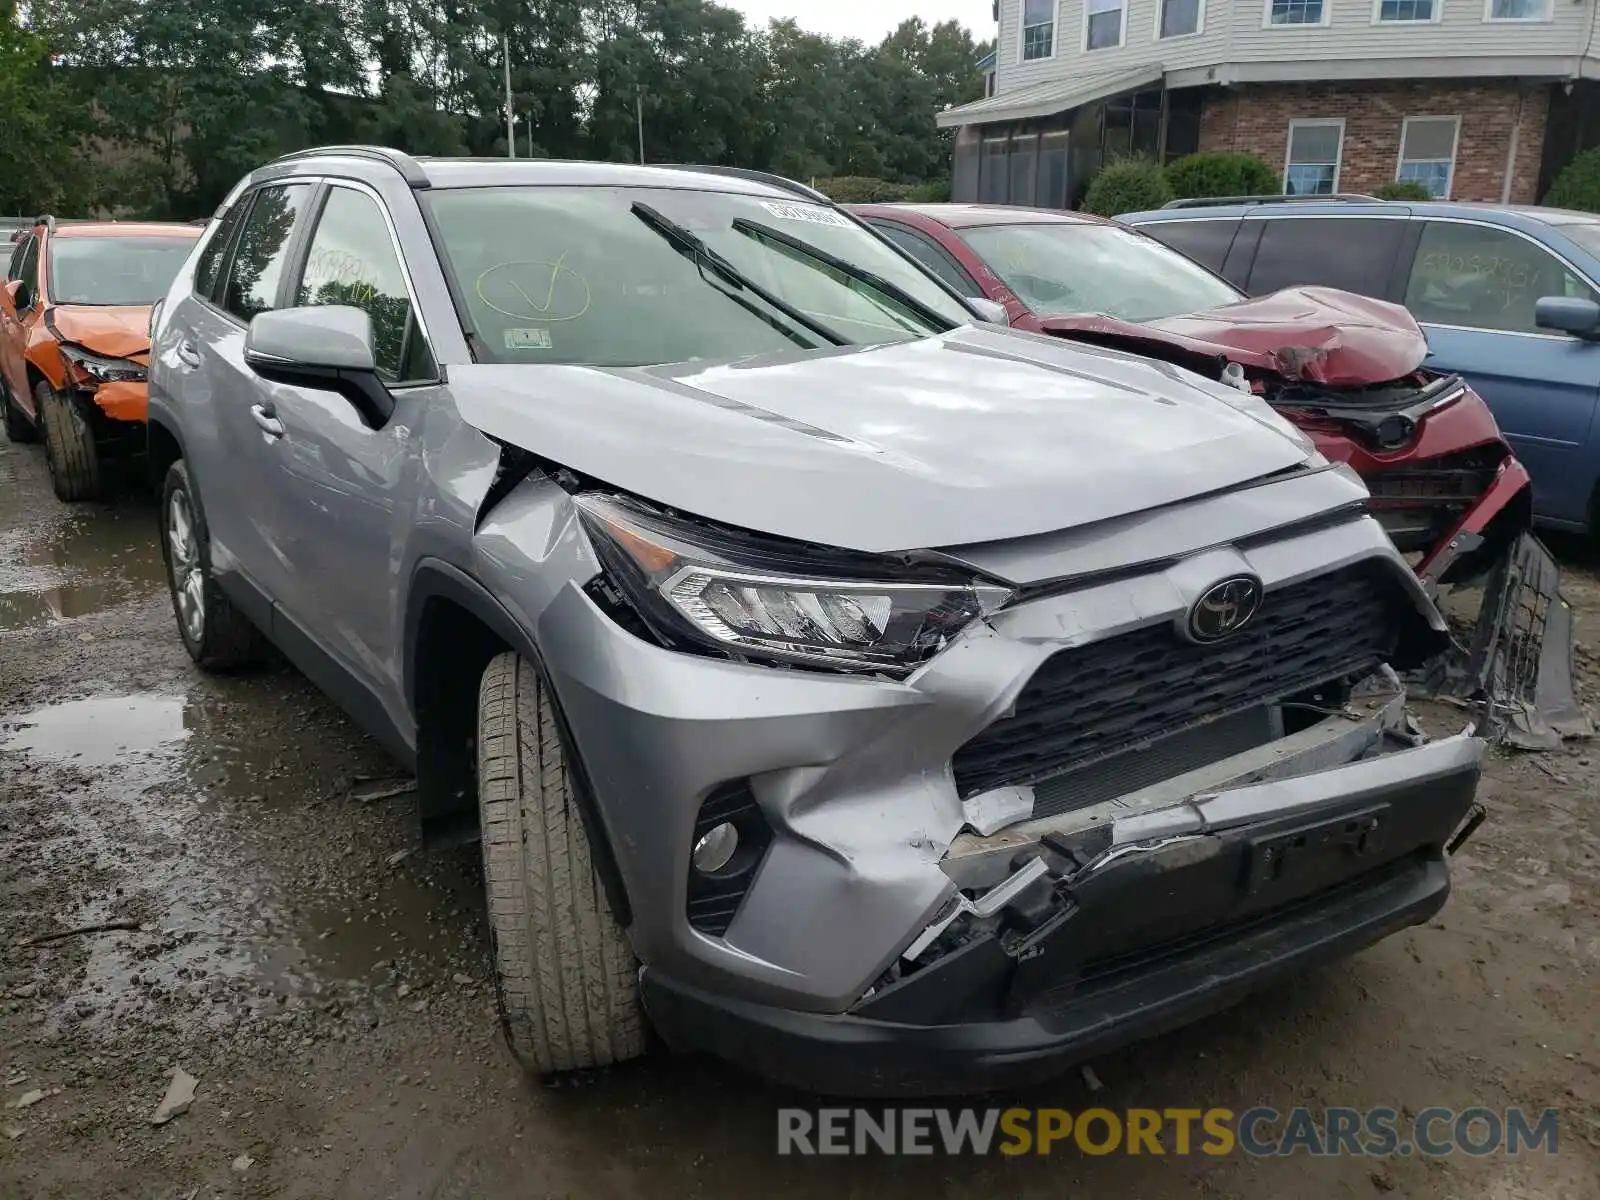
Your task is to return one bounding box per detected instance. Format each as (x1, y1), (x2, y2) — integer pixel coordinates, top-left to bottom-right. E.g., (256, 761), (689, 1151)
(1186, 576), (1264, 643)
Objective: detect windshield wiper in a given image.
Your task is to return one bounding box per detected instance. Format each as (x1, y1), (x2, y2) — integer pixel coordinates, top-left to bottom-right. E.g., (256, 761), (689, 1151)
(629, 202), (844, 347)
(729, 217), (958, 334)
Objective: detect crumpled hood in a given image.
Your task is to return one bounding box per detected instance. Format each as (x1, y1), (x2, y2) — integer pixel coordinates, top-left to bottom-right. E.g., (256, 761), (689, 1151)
(1036, 286), (1428, 389)
(46, 305), (151, 361)
(452, 326), (1314, 553)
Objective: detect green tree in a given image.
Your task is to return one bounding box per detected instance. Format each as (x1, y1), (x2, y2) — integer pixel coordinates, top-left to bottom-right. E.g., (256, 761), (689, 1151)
(0, 3), (89, 213)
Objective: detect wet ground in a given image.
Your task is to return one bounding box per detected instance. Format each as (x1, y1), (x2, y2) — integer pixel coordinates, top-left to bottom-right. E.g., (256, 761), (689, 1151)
(1, 432), (1598, 1200)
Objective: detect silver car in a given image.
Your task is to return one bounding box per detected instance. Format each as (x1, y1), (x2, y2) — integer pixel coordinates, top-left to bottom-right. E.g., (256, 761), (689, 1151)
(147, 147), (1486, 1095)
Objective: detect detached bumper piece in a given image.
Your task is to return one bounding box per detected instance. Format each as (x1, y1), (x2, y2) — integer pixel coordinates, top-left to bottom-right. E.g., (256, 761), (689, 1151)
(1418, 531), (1593, 749)
(640, 737), (1483, 1096)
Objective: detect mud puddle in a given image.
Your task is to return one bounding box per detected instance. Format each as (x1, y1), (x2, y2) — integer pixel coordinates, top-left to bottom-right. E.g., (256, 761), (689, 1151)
(0, 495), (165, 633)
(2, 681), (484, 1045)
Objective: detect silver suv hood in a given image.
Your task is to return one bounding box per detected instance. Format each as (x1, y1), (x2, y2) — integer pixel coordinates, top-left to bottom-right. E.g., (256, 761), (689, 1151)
(452, 326), (1314, 552)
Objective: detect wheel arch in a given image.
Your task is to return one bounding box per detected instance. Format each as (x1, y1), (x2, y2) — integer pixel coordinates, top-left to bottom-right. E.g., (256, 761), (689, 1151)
(404, 559), (633, 925)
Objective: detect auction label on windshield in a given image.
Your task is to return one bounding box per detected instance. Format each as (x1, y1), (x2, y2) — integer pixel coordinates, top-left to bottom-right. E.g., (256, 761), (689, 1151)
(505, 328), (553, 351)
(760, 201), (852, 228)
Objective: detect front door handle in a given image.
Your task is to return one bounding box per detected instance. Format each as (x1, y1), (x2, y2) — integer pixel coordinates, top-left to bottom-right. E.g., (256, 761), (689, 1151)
(250, 404), (284, 438)
(175, 338), (200, 368)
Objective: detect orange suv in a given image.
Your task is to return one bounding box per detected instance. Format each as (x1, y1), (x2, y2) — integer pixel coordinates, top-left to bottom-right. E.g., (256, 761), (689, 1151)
(0, 216), (201, 500)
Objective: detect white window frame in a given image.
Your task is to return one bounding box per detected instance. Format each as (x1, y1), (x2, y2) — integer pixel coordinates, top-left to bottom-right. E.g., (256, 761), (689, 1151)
(1019, 0), (1057, 62)
(1395, 114), (1461, 198)
(1262, 0), (1332, 27)
(1483, 0), (1552, 20)
(1083, 0), (1129, 50)
(1154, 0), (1207, 39)
(1283, 117), (1345, 193)
(1370, 0), (1440, 24)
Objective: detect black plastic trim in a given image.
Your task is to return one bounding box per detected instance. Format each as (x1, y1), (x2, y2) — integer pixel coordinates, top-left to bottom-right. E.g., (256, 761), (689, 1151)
(403, 560), (633, 925)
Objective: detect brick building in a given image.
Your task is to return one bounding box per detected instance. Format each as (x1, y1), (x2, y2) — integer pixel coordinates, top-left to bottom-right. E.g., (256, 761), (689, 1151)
(939, 0), (1600, 209)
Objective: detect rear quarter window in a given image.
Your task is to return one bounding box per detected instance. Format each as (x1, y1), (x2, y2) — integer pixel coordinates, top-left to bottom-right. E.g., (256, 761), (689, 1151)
(1246, 217), (1406, 299)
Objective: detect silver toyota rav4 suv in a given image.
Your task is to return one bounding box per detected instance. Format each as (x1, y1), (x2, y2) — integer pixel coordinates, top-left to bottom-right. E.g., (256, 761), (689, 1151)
(146, 146), (1486, 1095)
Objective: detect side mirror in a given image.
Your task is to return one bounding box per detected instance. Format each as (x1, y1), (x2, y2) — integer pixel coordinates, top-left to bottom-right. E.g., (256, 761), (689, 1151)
(2, 279), (19, 308)
(1534, 295), (1600, 339)
(244, 305), (391, 424)
(966, 296), (1010, 326)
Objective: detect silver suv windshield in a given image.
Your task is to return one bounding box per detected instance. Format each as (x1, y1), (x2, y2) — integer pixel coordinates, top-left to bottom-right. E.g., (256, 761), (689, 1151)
(960, 222), (1242, 323)
(423, 186), (975, 366)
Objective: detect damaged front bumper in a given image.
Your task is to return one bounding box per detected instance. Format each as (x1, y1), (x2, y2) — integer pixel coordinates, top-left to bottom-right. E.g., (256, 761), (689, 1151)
(1411, 490), (1593, 748)
(641, 688), (1485, 1096)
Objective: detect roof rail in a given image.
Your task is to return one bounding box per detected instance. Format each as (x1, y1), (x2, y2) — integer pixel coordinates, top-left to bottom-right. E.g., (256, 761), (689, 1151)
(663, 165), (833, 205)
(32, 214), (56, 233)
(1160, 193), (1384, 209)
(269, 145), (430, 189)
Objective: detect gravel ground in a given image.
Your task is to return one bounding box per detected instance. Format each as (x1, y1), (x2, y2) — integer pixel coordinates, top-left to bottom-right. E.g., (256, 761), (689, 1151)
(1, 433), (1598, 1199)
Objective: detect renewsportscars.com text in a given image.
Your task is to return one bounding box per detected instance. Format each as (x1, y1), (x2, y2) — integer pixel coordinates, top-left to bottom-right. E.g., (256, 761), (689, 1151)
(776, 1106), (1561, 1157)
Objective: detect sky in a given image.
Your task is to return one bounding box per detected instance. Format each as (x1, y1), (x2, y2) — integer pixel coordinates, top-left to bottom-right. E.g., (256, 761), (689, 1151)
(725, 1), (989, 44)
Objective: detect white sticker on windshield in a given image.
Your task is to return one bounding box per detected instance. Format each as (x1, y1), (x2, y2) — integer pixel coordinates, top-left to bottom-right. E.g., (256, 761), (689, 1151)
(504, 327), (552, 351)
(759, 201), (852, 228)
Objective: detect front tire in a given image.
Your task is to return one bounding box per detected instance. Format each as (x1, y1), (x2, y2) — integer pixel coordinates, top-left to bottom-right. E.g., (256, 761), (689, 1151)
(37, 381), (102, 500)
(160, 460), (262, 670)
(477, 651), (647, 1074)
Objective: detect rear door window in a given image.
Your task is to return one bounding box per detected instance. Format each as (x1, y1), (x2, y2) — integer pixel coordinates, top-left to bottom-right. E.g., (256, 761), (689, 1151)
(1404, 220), (1598, 334)
(1245, 217), (1406, 298)
(7, 234), (32, 281)
(221, 183), (315, 322)
(16, 235), (39, 304)
(1136, 218), (1240, 274)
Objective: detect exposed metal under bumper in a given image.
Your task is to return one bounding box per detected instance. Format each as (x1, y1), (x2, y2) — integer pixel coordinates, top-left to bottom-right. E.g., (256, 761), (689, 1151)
(1416, 531), (1594, 749)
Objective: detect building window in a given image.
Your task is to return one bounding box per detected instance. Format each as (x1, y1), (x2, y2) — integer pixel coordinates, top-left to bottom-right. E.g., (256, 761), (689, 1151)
(1284, 119), (1343, 194)
(1376, 0), (1434, 20)
(1485, 0), (1551, 19)
(1022, 0), (1055, 60)
(1396, 116), (1459, 198)
(1086, 0), (1125, 48)
(1267, 0), (1327, 25)
(1159, 0), (1203, 37)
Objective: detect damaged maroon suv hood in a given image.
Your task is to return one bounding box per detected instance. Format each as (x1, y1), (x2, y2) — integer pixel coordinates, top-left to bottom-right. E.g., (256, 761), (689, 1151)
(1035, 287), (1428, 388)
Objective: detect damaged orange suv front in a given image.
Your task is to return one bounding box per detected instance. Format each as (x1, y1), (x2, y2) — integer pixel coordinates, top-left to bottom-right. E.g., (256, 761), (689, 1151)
(0, 216), (201, 500)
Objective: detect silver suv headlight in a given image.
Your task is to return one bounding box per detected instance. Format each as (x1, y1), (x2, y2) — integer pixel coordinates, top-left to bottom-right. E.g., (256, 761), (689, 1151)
(574, 494), (1011, 676)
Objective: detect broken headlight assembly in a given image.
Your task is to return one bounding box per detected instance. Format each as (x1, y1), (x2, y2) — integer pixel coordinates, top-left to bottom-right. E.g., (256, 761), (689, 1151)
(59, 343), (146, 387)
(574, 494), (1011, 676)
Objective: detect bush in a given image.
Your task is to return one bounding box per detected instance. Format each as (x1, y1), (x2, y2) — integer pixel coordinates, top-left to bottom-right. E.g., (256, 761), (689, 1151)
(1163, 151), (1281, 201)
(1080, 157), (1174, 217)
(905, 178), (951, 202)
(813, 176), (912, 204)
(1543, 148), (1600, 212)
(1374, 179), (1434, 201)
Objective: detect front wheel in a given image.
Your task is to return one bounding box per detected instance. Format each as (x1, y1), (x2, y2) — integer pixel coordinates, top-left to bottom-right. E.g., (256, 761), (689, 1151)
(160, 460), (262, 670)
(37, 381), (102, 501)
(477, 651), (647, 1074)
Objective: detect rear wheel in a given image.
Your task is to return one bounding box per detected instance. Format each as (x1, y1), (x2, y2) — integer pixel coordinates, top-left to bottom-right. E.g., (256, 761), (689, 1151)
(1, 378), (36, 442)
(37, 380), (102, 500)
(477, 651), (647, 1074)
(160, 459), (262, 670)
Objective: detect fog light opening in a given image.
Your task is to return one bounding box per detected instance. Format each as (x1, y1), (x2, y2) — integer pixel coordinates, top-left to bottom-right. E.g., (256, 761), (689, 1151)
(692, 821), (739, 874)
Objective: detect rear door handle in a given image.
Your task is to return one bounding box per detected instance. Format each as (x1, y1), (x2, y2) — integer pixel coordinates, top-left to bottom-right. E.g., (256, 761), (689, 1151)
(250, 404), (284, 438)
(175, 338), (201, 368)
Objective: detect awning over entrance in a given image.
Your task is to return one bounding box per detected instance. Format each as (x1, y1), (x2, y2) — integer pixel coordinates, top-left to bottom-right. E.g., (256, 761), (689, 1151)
(936, 63), (1165, 129)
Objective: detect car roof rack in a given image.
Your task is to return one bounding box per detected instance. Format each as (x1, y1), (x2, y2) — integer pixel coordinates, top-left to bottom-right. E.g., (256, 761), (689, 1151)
(1159, 193), (1383, 209)
(32, 214), (57, 233)
(663, 165), (832, 205)
(269, 145), (430, 189)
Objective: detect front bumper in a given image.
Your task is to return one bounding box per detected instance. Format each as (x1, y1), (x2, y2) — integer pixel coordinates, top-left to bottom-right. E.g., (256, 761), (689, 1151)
(640, 722), (1481, 1096)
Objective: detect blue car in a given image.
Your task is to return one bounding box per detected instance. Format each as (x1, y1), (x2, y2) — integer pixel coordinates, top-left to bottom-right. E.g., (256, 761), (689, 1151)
(1119, 198), (1600, 535)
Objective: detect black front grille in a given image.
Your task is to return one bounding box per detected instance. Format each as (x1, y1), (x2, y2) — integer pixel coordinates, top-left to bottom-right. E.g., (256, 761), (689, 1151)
(951, 563), (1405, 799)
